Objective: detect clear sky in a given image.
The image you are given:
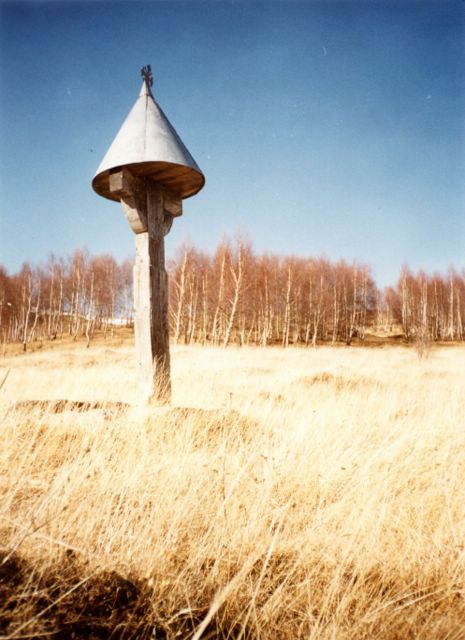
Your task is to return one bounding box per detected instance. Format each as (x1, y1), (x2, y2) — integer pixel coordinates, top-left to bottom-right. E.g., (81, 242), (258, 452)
(0, 0), (464, 287)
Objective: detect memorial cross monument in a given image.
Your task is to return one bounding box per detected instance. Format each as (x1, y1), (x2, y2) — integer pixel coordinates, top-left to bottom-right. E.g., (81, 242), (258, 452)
(92, 66), (205, 403)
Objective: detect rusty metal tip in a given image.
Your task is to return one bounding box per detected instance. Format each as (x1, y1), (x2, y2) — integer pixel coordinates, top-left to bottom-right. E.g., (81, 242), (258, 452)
(141, 64), (153, 88)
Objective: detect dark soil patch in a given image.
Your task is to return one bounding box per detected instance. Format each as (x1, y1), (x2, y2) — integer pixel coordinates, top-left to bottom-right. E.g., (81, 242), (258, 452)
(0, 551), (155, 639)
(0, 551), (248, 639)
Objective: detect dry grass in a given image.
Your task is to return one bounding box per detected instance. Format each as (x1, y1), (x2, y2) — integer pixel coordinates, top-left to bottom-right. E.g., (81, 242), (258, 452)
(1, 337), (465, 639)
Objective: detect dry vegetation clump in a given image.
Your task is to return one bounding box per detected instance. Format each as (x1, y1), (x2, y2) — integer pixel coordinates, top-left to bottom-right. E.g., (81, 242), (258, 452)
(296, 370), (379, 392)
(1, 341), (465, 639)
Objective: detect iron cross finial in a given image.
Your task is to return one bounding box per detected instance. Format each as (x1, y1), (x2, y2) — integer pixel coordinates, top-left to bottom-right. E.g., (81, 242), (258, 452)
(141, 65), (153, 90)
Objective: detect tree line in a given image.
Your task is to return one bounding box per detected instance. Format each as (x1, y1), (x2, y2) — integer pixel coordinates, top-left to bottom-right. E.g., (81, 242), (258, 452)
(0, 251), (133, 351)
(1, 240), (464, 350)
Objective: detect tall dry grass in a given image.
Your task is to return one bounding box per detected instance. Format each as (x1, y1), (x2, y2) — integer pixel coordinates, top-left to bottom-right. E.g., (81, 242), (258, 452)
(1, 338), (465, 639)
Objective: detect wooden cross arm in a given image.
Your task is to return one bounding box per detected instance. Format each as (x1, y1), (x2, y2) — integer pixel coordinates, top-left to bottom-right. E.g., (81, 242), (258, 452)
(109, 167), (183, 236)
(163, 194), (182, 218)
(110, 168), (148, 234)
(109, 167), (146, 199)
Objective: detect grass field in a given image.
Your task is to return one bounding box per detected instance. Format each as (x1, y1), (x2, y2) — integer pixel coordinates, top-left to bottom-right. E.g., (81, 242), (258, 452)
(1, 335), (465, 639)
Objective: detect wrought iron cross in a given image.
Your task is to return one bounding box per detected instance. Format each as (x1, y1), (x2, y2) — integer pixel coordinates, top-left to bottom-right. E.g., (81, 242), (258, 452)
(141, 65), (153, 90)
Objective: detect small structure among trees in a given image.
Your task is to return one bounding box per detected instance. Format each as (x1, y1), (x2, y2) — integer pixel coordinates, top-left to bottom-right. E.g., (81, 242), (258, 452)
(92, 66), (205, 404)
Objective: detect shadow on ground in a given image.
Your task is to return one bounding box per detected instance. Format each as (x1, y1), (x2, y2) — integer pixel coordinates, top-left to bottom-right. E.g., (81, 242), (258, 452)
(0, 551), (247, 640)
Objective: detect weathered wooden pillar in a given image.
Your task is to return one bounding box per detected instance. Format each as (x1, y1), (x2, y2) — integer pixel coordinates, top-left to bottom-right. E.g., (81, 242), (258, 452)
(92, 66), (204, 404)
(135, 192), (170, 401)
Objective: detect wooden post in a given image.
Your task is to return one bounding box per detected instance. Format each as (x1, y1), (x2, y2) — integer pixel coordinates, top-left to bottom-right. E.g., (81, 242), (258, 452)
(92, 68), (204, 404)
(109, 168), (182, 404)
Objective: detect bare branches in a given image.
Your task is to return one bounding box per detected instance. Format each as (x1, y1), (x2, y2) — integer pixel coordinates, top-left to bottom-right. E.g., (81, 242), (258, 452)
(1, 246), (465, 349)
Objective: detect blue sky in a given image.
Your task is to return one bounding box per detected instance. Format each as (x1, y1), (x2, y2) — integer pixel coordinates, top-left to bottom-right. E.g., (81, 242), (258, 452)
(0, 0), (464, 287)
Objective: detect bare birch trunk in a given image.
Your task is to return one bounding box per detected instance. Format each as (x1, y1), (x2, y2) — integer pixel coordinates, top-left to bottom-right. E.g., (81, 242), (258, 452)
(47, 266), (54, 340)
(346, 267), (358, 345)
(332, 281), (339, 344)
(85, 270), (94, 348)
(282, 265), (291, 348)
(401, 273), (410, 340)
(201, 273), (208, 345)
(173, 249), (188, 344)
(72, 265), (81, 340)
(261, 274), (270, 346)
(211, 254), (225, 346)
(187, 278), (198, 345)
(456, 289), (463, 340)
(448, 272), (454, 340)
(22, 274), (32, 352)
(312, 275), (325, 348)
(223, 246), (243, 347)
(28, 279), (41, 345)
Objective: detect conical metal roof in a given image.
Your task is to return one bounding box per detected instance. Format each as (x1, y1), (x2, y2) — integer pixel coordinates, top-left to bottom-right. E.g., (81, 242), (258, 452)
(92, 79), (205, 201)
